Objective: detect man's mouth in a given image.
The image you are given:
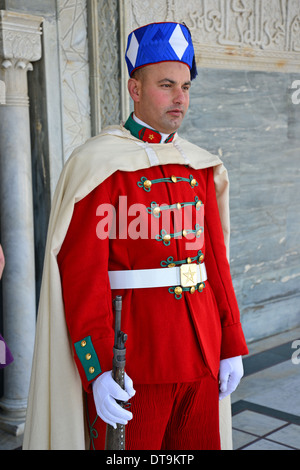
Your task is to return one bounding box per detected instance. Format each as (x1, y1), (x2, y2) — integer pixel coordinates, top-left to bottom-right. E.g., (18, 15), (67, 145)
(167, 109), (183, 117)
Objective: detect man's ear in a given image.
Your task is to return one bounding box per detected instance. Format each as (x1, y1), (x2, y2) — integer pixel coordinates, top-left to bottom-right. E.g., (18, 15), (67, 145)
(128, 78), (141, 103)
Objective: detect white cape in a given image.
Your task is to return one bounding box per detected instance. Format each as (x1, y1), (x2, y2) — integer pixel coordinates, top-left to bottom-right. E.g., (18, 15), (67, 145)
(23, 126), (233, 450)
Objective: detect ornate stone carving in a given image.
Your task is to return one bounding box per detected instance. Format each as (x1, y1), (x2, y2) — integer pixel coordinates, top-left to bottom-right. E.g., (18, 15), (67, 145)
(0, 10), (42, 62)
(97, 0), (122, 128)
(126, 0), (300, 72)
(0, 11), (43, 107)
(88, 0), (124, 131)
(57, 0), (91, 160)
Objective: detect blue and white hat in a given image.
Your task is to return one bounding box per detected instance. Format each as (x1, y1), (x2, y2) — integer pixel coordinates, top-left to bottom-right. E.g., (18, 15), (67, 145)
(125, 22), (197, 80)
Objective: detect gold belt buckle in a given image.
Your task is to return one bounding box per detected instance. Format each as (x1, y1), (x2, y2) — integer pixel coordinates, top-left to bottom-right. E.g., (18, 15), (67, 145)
(180, 263), (198, 288)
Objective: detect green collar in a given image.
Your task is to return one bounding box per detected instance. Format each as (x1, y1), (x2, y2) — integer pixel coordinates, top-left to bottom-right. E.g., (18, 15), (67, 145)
(124, 114), (175, 144)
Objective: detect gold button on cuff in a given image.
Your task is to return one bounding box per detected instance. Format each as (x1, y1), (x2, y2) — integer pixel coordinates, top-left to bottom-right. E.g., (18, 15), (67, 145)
(74, 336), (102, 380)
(199, 254), (204, 262)
(198, 283), (205, 292)
(187, 257), (192, 264)
(168, 263), (176, 268)
(190, 286), (196, 294)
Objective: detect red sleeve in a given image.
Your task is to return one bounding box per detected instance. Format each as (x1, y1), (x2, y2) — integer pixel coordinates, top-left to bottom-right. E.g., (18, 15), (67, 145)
(204, 167), (248, 359)
(57, 180), (115, 392)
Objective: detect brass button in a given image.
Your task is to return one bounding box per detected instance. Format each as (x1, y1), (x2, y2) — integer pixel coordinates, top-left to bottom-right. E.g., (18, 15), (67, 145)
(176, 203), (182, 210)
(198, 283), (205, 292)
(191, 178), (197, 187)
(190, 286), (196, 294)
(85, 353), (91, 361)
(182, 229), (187, 238)
(89, 367), (95, 374)
(171, 175), (177, 183)
(153, 206), (161, 216)
(174, 286), (183, 296)
(199, 254), (204, 262)
(187, 257), (192, 264)
(168, 263), (176, 268)
(81, 340), (87, 347)
(163, 234), (171, 242)
(143, 179), (152, 189)
(196, 228), (203, 237)
(196, 200), (202, 209)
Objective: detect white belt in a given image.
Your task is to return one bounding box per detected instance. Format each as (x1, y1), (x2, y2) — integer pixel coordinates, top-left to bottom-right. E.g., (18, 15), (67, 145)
(108, 262), (207, 290)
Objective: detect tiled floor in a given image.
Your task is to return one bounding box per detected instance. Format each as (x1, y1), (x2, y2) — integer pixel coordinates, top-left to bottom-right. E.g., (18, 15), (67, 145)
(231, 327), (300, 450)
(0, 327), (299, 450)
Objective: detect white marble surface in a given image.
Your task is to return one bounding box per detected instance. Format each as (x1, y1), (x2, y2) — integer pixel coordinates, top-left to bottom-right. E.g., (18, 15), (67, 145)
(232, 328), (300, 450)
(0, 10), (42, 434)
(57, 0), (91, 160)
(0, 80), (5, 104)
(232, 360), (300, 417)
(180, 68), (300, 342)
(0, 105), (36, 433)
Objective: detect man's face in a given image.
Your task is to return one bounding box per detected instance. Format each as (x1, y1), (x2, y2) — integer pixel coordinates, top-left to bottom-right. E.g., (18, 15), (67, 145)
(129, 61), (191, 135)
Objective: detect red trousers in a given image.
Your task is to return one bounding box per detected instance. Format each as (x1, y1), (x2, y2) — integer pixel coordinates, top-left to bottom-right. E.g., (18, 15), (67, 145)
(86, 375), (221, 450)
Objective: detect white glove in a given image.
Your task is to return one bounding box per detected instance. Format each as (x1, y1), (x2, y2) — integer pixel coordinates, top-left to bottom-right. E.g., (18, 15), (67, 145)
(92, 370), (136, 428)
(219, 355), (244, 400)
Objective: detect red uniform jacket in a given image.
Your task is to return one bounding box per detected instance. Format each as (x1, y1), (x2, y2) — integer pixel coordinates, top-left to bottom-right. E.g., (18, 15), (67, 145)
(58, 163), (248, 392)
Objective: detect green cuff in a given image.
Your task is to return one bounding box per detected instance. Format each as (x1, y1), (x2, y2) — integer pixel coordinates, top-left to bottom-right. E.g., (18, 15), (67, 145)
(74, 336), (102, 381)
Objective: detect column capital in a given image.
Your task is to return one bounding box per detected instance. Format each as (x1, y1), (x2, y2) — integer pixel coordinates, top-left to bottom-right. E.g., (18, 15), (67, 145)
(0, 10), (43, 63)
(0, 11), (43, 107)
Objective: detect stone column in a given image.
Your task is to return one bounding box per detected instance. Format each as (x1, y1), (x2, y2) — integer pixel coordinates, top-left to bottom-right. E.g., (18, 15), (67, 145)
(0, 10), (43, 436)
(0, 79), (5, 104)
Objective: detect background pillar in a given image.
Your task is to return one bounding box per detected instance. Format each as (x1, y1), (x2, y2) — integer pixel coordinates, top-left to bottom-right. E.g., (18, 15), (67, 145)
(0, 10), (43, 435)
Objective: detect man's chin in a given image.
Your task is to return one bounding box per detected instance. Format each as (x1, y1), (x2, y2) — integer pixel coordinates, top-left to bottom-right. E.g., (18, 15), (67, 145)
(162, 118), (183, 134)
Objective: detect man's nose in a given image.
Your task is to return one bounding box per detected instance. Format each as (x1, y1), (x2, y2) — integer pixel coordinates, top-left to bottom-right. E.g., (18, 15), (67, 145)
(173, 87), (185, 104)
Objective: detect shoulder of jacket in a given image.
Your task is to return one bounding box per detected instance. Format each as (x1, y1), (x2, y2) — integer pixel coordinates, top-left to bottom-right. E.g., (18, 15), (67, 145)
(175, 134), (223, 167)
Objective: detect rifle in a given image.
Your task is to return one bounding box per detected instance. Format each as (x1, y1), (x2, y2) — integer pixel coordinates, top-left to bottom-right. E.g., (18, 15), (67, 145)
(105, 295), (128, 450)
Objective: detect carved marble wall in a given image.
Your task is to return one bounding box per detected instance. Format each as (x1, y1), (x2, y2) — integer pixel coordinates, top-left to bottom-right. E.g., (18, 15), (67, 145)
(56, 0), (299, 154)
(41, 0), (300, 340)
(122, 0), (300, 342)
(0, 0), (298, 347)
(57, 0), (91, 160)
(124, 0), (300, 72)
(0, 79), (4, 103)
(96, 0), (122, 128)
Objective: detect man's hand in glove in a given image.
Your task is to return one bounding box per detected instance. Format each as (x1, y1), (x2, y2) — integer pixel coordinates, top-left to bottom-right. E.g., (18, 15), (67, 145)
(92, 370), (136, 428)
(219, 355), (244, 400)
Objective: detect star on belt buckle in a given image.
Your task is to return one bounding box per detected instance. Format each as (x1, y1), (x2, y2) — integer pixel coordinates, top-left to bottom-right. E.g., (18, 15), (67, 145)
(180, 263), (197, 288)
